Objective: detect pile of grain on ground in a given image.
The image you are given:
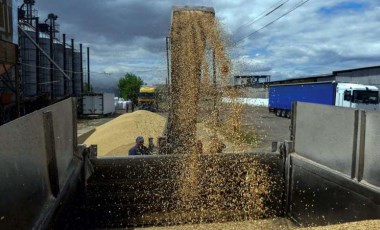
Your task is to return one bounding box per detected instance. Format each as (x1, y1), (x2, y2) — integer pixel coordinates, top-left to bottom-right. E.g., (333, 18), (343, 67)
(299, 219), (380, 230)
(141, 218), (295, 230)
(138, 219), (380, 230)
(81, 110), (244, 156)
(83, 110), (166, 156)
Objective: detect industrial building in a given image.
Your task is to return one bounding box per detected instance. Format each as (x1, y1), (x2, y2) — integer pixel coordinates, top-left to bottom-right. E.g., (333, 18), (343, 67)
(271, 65), (380, 91)
(235, 66), (380, 89)
(233, 75), (270, 87)
(239, 66), (380, 99)
(0, 0), (90, 125)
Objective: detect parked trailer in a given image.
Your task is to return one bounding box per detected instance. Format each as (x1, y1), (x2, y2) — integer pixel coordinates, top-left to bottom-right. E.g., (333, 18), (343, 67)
(82, 93), (115, 115)
(269, 81), (379, 117)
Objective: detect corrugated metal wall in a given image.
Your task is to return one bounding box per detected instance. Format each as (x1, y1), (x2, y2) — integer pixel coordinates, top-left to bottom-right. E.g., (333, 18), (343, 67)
(335, 67), (380, 93)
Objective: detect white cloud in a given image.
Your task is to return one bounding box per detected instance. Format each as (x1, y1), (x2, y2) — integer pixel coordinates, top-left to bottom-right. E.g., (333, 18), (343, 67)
(32, 0), (380, 88)
(231, 55), (271, 76)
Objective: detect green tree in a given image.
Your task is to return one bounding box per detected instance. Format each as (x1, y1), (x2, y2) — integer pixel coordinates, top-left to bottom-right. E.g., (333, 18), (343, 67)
(118, 73), (144, 104)
(83, 83), (93, 93)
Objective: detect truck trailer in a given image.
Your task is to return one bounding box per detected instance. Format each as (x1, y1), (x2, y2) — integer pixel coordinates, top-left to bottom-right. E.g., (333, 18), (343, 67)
(269, 81), (379, 117)
(1, 98), (379, 229)
(82, 93), (115, 115)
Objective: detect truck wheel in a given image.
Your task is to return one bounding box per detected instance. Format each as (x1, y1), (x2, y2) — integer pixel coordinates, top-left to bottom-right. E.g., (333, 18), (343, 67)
(281, 110), (287, 117)
(286, 111), (291, 119)
(276, 110), (282, 117)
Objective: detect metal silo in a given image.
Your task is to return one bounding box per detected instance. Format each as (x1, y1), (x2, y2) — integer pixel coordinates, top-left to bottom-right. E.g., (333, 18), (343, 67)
(39, 36), (51, 97)
(66, 47), (72, 95)
(73, 51), (82, 96)
(19, 30), (37, 97)
(53, 42), (64, 98)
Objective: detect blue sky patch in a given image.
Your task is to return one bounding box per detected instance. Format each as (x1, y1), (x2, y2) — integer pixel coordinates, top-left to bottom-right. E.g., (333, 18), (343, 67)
(318, 2), (366, 15)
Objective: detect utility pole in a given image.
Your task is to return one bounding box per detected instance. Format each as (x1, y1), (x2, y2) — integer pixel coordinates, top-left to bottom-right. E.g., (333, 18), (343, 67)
(166, 36), (171, 101)
(166, 37), (170, 87)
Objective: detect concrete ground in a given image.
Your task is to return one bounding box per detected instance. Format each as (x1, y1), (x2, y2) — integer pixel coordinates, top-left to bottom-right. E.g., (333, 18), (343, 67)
(242, 106), (291, 152)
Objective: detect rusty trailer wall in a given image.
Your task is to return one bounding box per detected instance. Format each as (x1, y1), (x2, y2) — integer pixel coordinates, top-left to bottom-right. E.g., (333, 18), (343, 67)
(0, 98), (82, 230)
(287, 102), (380, 226)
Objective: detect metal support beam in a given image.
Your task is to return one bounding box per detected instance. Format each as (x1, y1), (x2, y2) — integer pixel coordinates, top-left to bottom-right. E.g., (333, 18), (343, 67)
(165, 36), (170, 90)
(49, 22), (54, 98)
(71, 39), (75, 95)
(87, 47), (90, 92)
(63, 34), (67, 95)
(80, 44), (83, 94)
(35, 17), (40, 94)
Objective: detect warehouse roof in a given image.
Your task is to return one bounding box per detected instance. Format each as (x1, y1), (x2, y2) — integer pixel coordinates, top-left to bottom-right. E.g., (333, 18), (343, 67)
(333, 65), (380, 74)
(270, 65), (380, 84)
(270, 73), (333, 84)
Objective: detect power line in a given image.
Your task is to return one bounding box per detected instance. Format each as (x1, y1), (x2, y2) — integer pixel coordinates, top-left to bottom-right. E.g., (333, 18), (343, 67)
(18, 61), (166, 76)
(19, 62), (83, 74)
(233, 0), (290, 34)
(233, 0), (310, 47)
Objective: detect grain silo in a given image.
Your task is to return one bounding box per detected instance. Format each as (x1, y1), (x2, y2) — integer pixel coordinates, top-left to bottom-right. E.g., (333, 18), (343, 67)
(39, 36), (52, 97)
(53, 42), (64, 98)
(73, 51), (82, 96)
(19, 30), (37, 96)
(65, 46), (73, 95)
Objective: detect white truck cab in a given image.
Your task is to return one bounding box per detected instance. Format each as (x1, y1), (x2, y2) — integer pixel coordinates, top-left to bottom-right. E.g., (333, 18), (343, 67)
(336, 83), (379, 111)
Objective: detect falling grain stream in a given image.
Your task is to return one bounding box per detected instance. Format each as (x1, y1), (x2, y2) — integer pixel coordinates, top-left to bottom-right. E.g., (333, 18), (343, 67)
(164, 6), (280, 225)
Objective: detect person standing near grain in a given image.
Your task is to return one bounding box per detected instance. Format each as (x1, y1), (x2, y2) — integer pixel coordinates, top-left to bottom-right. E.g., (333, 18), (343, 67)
(125, 100), (132, 113)
(129, 136), (149, 155)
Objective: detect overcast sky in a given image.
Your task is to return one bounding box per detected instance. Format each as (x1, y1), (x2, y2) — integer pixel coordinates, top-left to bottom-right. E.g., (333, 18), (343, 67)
(32, 0), (380, 89)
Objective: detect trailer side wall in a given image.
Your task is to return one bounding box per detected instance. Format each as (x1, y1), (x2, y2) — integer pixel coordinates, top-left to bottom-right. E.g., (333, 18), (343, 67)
(288, 102), (380, 226)
(269, 82), (336, 110)
(0, 98), (79, 229)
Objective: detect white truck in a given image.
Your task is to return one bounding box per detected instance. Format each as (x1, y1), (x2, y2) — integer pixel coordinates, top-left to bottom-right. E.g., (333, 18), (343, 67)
(335, 83), (379, 110)
(82, 93), (115, 115)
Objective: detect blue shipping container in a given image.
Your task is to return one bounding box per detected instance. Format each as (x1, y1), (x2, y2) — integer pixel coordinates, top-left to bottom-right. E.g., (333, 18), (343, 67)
(269, 82), (337, 110)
